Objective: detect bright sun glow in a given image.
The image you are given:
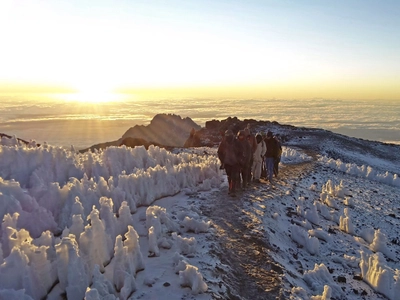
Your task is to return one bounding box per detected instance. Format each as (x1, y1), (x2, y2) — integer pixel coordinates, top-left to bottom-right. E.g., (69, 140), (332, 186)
(55, 88), (126, 104)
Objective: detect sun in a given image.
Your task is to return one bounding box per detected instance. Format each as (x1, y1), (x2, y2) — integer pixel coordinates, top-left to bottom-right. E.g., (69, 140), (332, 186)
(55, 87), (126, 104)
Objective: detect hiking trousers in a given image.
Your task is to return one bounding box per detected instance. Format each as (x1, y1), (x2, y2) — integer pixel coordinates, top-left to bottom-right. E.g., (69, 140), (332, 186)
(265, 157), (274, 182)
(225, 164), (240, 193)
(252, 159), (263, 180)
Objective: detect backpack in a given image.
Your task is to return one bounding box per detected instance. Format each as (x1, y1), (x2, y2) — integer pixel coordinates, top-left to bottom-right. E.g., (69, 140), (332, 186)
(220, 137), (238, 166)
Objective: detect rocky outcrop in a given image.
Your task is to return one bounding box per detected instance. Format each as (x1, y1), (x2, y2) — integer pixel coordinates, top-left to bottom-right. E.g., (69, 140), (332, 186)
(122, 114), (201, 147)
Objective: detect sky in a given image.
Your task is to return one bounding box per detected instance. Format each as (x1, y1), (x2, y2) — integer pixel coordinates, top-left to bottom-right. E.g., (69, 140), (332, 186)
(1, 126), (400, 299)
(1, 0), (400, 102)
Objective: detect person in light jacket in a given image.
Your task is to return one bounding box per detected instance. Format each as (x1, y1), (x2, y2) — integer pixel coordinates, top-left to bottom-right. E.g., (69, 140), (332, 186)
(251, 133), (266, 183)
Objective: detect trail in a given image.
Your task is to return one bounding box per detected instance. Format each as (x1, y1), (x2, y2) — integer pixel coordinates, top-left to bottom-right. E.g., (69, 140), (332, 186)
(200, 153), (317, 300)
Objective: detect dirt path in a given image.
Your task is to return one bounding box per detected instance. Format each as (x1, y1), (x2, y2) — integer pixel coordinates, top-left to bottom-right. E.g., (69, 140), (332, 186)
(200, 154), (317, 300)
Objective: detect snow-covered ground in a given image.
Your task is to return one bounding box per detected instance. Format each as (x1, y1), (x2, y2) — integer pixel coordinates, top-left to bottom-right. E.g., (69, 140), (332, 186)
(0, 131), (399, 300)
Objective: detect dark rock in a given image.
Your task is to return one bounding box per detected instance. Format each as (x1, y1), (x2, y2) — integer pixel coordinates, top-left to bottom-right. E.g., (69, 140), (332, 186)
(205, 119), (221, 131)
(337, 276), (346, 283)
(328, 228), (336, 234)
(163, 282), (171, 287)
(353, 274), (363, 281)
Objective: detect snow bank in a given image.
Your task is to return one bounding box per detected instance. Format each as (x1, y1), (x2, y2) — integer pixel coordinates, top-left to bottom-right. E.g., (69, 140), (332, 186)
(319, 156), (400, 187)
(179, 264), (208, 294)
(0, 143), (219, 298)
(281, 147), (313, 164)
(303, 263), (344, 298)
(359, 251), (400, 300)
(290, 225), (319, 255)
(0, 144), (222, 236)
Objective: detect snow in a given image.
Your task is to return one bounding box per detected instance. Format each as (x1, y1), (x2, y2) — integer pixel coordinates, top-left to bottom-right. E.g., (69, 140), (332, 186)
(0, 133), (400, 299)
(319, 156), (400, 187)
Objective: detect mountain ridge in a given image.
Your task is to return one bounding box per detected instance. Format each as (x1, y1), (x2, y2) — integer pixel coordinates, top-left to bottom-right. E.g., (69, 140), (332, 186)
(1, 113), (399, 174)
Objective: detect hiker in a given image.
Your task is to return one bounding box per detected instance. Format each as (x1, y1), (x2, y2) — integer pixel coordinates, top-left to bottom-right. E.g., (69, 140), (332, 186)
(273, 134), (282, 177)
(217, 130), (242, 196)
(264, 131), (278, 183)
(260, 132), (267, 179)
(183, 128), (201, 147)
(244, 124), (257, 183)
(245, 124), (257, 152)
(237, 130), (252, 190)
(232, 122), (241, 136)
(252, 133), (266, 182)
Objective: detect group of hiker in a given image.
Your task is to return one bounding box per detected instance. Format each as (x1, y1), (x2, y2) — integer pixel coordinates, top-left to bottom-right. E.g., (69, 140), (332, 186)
(217, 124), (282, 196)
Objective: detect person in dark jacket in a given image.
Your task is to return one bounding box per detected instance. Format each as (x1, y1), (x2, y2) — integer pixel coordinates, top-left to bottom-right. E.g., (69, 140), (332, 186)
(273, 135), (282, 177)
(183, 128), (201, 147)
(217, 130), (242, 196)
(237, 130), (252, 190)
(264, 131), (278, 183)
(244, 125), (257, 183)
